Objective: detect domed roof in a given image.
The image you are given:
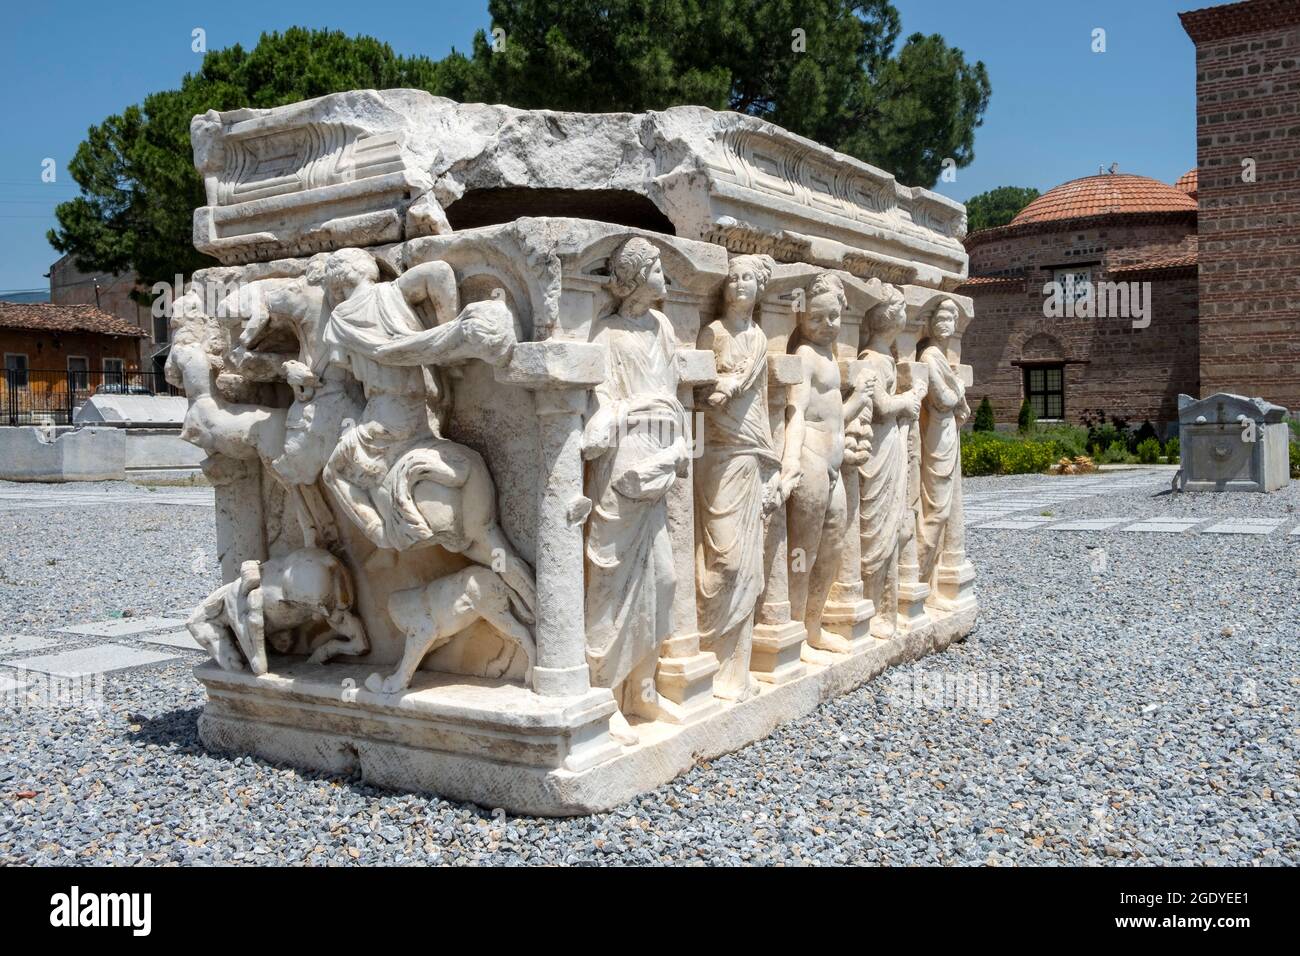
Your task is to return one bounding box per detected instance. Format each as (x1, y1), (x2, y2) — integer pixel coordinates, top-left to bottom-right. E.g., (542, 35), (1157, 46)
(1010, 173), (1197, 226)
(1174, 168), (1198, 197)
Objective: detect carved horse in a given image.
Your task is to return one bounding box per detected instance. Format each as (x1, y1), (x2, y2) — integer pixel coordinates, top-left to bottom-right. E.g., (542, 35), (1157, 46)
(187, 547), (368, 674)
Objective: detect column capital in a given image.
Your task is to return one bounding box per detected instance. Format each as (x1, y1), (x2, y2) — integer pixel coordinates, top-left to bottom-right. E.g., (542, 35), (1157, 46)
(767, 353), (804, 388)
(676, 348), (718, 387)
(495, 339), (606, 391)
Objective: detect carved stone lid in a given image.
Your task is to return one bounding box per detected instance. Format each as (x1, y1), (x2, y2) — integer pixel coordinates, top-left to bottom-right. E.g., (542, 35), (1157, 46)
(1178, 392), (1289, 425)
(189, 89), (967, 286)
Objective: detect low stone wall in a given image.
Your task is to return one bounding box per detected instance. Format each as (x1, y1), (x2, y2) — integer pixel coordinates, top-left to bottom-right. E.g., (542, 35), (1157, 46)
(0, 426), (125, 482)
(0, 425), (203, 482)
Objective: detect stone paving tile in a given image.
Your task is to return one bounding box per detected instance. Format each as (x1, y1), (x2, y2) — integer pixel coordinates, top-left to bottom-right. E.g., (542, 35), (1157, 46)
(1291, 525), (1300, 536)
(137, 630), (203, 651)
(973, 518), (1055, 530)
(1122, 520), (1203, 533)
(0, 673), (29, 694)
(0, 634), (57, 655)
(4, 644), (180, 677)
(62, 616), (187, 638)
(1048, 517), (1141, 531)
(1202, 520), (1284, 536)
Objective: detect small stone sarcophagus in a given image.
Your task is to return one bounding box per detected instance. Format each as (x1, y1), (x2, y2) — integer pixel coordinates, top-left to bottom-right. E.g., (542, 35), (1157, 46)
(1178, 393), (1291, 493)
(173, 90), (979, 814)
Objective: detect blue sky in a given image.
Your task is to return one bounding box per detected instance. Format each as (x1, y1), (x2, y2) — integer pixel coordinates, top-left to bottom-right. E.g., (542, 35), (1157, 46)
(0, 0), (1202, 292)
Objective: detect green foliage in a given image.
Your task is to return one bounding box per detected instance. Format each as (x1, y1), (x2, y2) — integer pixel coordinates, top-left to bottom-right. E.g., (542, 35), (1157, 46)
(1290, 440), (1300, 479)
(964, 185), (1039, 232)
(1135, 437), (1161, 464)
(1017, 398), (1036, 434)
(972, 396), (995, 432)
(1098, 440), (1135, 464)
(1079, 407), (1135, 455)
(961, 433), (1003, 476)
(50, 28), (458, 293)
(961, 430), (1078, 477)
(1034, 423), (1088, 458)
(52, 4), (992, 291)
(1164, 436), (1180, 463)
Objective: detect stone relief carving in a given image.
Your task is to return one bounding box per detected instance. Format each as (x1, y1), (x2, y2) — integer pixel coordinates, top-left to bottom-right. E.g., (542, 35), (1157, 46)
(857, 283), (927, 639)
(581, 237), (691, 744)
(782, 273), (874, 651)
(186, 547), (367, 675)
(177, 96), (980, 816)
(695, 253), (780, 702)
(916, 298), (971, 585)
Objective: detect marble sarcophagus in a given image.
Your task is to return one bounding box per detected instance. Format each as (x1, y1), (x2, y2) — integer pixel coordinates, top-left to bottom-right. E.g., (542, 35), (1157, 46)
(172, 90), (979, 814)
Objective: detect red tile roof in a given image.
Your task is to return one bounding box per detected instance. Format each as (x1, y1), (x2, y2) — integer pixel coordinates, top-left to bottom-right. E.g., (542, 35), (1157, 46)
(0, 302), (148, 338)
(956, 275), (1026, 293)
(1011, 174), (1197, 226)
(1174, 168), (1198, 198)
(1109, 251), (1198, 276)
(1180, 0), (1300, 42)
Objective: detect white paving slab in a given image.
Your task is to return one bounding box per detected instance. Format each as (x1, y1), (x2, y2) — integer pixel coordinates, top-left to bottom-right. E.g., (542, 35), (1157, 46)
(5, 643), (180, 677)
(1122, 520), (1202, 533)
(974, 518), (1055, 530)
(1202, 520), (1284, 535)
(62, 616), (187, 638)
(1048, 517), (1142, 531)
(0, 634), (57, 655)
(0, 673), (30, 694)
(1291, 525), (1300, 536)
(138, 630), (203, 651)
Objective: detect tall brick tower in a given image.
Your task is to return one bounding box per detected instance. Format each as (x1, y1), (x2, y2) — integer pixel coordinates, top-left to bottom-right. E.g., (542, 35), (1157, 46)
(1181, 0), (1300, 413)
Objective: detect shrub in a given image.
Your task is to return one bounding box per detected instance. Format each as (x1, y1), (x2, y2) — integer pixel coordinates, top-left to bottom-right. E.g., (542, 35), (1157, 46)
(1290, 440), (1300, 479)
(999, 440), (1057, 474)
(1036, 423), (1089, 458)
(961, 431), (1064, 476)
(1079, 407), (1133, 455)
(1017, 399), (1036, 433)
(1135, 437), (1161, 464)
(1133, 420), (1159, 451)
(1098, 440), (1134, 464)
(961, 433), (1003, 476)
(1164, 436), (1180, 463)
(972, 396), (995, 432)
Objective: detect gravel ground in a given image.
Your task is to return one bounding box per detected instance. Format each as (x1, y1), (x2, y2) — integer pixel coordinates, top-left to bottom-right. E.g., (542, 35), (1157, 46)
(0, 470), (1296, 866)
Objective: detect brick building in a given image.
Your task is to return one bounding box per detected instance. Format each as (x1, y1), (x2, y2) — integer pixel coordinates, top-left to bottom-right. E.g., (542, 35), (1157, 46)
(47, 254), (163, 371)
(962, 0), (1299, 433)
(960, 173), (1200, 432)
(0, 302), (149, 424)
(1180, 0), (1300, 415)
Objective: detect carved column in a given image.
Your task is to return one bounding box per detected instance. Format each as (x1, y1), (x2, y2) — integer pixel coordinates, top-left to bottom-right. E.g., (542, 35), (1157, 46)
(894, 359), (933, 634)
(815, 357), (876, 655)
(929, 362), (977, 613)
(203, 455), (266, 583)
(497, 340), (606, 698)
(751, 353), (808, 684)
(656, 349), (721, 724)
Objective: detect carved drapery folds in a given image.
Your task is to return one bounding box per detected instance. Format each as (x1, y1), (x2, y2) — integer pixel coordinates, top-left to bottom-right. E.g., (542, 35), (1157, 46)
(180, 96), (979, 815)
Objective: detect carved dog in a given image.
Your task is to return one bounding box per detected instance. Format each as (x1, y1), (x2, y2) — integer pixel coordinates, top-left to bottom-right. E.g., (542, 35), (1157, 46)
(365, 565), (536, 695)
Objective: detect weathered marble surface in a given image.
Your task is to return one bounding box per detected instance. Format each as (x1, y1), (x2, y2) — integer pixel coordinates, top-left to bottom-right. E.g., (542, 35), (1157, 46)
(175, 94), (980, 814)
(1177, 392), (1291, 494)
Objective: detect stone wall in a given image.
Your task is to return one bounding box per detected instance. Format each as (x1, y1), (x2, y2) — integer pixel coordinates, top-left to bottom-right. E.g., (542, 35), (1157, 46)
(1182, 0), (1300, 414)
